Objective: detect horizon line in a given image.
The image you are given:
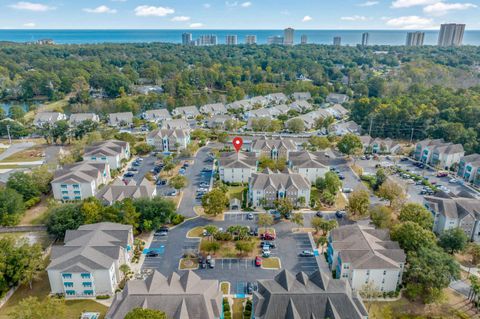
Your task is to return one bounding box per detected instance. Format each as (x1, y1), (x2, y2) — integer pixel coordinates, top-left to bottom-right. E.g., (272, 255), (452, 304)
(1, 28), (480, 31)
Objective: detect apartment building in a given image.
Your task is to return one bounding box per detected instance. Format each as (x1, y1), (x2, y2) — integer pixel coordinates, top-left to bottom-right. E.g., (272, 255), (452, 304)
(142, 109), (172, 123)
(108, 112), (133, 127)
(96, 178), (157, 205)
(457, 154), (480, 186)
(171, 106), (200, 119)
(218, 151), (257, 184)
(83, 140), (130, 170)
(414, 139), (464, 169)
(146, 128), (190, 152)
(288, 151), (330, 183)
(69, 113), (100, 126)
(250, 137), (297, 160)
(33, 112), (67, 127)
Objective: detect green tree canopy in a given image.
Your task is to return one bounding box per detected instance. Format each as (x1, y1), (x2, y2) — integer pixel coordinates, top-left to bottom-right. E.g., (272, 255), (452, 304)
(337, 134), (363, 156)
(124, 308), (167, 319)
(0, 187), (25, 226)
(202, 188), (228, 216)
(438, 228), (468, 254)
(399, 203), (434, 230)
(391, 221), (437, 253)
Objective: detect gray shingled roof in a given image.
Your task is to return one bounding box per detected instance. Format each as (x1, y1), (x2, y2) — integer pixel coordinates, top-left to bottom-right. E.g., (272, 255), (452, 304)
(96, 178), (155, 204)
(69, 113), (98, 124)
(106, 271), (222, 319)
(47, 222), (132, 272)
(425, 193), (480, 220)
(162, 119), (190, 130)
(144, 109), (171, 120)
(251, 137), (297, 153)
(148, 128), (187, 139)
(52, 162), (108, 184)
(84, 140), (128, 158)
(250, 170), (310, 192)
(330, 224), (405, 269)
(289, 151), (329, 169)
(109, 112), (133, 125)
(253, 270), (367, 319)
(218, 151), (257, 169)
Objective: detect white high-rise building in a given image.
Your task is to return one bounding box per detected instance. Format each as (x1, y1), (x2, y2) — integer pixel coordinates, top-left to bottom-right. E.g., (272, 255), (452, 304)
(182, 33), (192, 45)
(196, 34), (218, 46)
(225, 35), (238, 45)
(361, 32), (369, 46)
(245, 35), (257, 44)
(333, 36), (341, 46)
(438, 23), (465, 47)
(406, 31), (425, 46)
(284, 27), (294, 45)
(301, 34), (308, 44)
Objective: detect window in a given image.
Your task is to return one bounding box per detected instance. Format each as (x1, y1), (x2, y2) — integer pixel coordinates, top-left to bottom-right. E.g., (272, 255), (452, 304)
(62, 196), (70, 200)
(62, 191), (68, 194)
(74, 191), (81, 195)
(73, 184), (80, 189)
(82, 282), (92, 287)
(62, 273), (72, 279)
(75, 196), (81, 200)
(383, 270), (387, 275)
(81, 273), (90, 279)
(91, 157), (97, 160)
(65, 290), (75, 296)
(366, 270), (370, 276)
(101, 157), (107, 160)
(83, 290), (94, 296)
(60, 184), (67, 188)
(64, 282), (73, 287)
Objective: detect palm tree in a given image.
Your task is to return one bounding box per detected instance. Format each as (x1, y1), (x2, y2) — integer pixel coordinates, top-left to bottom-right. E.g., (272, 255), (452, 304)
(119, 264), (131, 279)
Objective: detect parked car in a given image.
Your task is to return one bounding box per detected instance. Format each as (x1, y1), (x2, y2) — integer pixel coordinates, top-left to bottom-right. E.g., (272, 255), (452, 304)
(146, 251), (159, 257)
(128, 167), (138, 172)
(209, 259), (215, 268)
(123, 172), (135, 178)
(250, 227), (259, 236)
(260, 232), (275, 240)
(299, 250), (315, 257)
(154, 230), (168, 236)
(342, 188), (353, 193)
(261, 241), (276, 249)
(156, 179), (167, 186)
(159, 226), (169, 232)
(199, 182), (209, 188)
(449, 178), (458, 184)
(246, 213), (254, 220)
(262, 250), (271, 258)
(316, 211), (323, 218)
(400, 157), (409, 162)
(246, 282), (253, 294)
(338, 174), (345, 180)
(437, 171), (448, 177)
(335, 210), (346, 218)
(255, 256), (262, 267)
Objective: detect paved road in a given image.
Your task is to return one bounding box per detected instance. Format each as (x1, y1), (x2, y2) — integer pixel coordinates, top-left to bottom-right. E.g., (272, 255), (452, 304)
(177, 146), (214, 218)
(0, 142), (34, 160)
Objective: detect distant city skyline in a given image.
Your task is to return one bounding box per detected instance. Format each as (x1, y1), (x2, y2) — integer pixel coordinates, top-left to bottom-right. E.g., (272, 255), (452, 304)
(0, 0), (479, 30)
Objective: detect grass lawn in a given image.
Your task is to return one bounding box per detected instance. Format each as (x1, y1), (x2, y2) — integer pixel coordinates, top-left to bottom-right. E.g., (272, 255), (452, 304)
(232, 299), (245, 319)
(227, 186), (245, 201)
(335, 192), (347, 209)
(24, 98), (68, 122)
(261, 257), (281, 269)
(1, 145), (45, 163)
(0, 271), (108, 319)
(220, 282), (230, 295)
(187, 226), (205, 238)
(200, 237), (261, 259)
(366, 290), (473, 319)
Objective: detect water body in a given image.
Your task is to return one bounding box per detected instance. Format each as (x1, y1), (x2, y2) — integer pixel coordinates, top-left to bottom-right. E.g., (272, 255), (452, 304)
(1, 102), (30, 115)
(1, 29), (480, 46)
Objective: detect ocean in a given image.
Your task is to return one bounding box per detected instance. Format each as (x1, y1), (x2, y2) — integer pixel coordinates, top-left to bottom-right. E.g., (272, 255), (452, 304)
(1, 29), (480, 46)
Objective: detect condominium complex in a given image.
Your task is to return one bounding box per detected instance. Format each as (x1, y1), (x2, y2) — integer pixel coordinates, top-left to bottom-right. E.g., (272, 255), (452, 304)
(245, 35), (257, 44)
(226, 34), (238, 45)
(267, 36), (284, 45)
(438, 23), (465, 46)
(182, 32), (192, 45)
(196, 34), (218, 46)
(301, 34), (308, 44)
(284, 27), (294, 45)
(333, 36), (341, 46)
(406, 31), (425, 46)
(361, 32), (369, 46)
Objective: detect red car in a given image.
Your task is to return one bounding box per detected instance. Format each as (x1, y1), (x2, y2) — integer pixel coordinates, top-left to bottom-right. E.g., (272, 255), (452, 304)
(260, 232), (275, 240)
(255, 256), (262, 267)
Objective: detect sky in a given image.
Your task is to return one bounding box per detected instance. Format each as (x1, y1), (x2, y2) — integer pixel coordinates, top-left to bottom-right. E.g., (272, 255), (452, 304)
(0, 0), (479, 30)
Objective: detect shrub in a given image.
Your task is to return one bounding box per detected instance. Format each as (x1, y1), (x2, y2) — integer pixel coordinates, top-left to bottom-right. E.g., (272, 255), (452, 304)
(96, 295), (110, 300)
(24, 196), (41, 208)
(171, 214), (185, 225)
(214, 232), (233, 241)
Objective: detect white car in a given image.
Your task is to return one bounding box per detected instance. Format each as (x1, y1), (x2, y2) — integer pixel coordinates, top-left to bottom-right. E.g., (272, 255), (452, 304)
(449, 178), (458, 184)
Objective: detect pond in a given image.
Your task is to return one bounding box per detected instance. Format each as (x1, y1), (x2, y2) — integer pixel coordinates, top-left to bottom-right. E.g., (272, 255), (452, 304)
(0, 102), (31, 115)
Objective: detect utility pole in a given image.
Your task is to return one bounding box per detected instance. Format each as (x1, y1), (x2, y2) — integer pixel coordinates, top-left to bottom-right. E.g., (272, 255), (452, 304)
(409, 127), (414, 144)
(368, 117), (373, 136)
(6, 125), (11, 144)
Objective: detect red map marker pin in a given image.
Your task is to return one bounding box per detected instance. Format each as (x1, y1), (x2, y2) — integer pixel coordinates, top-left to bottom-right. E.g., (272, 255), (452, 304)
(232, 137), (243, 152)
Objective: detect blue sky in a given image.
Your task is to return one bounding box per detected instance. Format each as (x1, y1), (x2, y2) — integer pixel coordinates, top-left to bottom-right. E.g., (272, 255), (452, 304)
(1, 0), (479, 29)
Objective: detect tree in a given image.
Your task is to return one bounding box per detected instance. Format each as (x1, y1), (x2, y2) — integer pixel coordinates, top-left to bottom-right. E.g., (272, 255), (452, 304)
(133, 197), (176, 231)
(346, 189), (370, 216)
(317, 236), (328, 253)
(438, 228), (468, 254)
(235, 240), (255, 256)
(9, 105), (25, 120)
(337, 134), (363, 156)
(119, 264), (131, 278)
(124, 308), (167, 319)
(404, 246), (460, 303)
(202, 188), (228, 216)
(286, 118), (305, 133)
(319, 219), (338, 236)
(390, 221), (436, 253)
(291, 213), (304, 227)
(11, 297), (66, 319)
(369, 205), (392, 229)
(311, 216), (323, 234)
(377, 180), (406, 208)
(309, 136), (330, 150)
(46, 203), (85, 238)
(257, 213), (273, 232)
(203, 241), (220, 254)
(170, 175), (188, 190)
(6, 172), (40, 201)
(18, 243), (44, 289)
(0, 187), (26, 226)
(274, 198), (294, 217)
(204, 225), (219, 240)
(134, 143), (155, 155)
(467, 243), (480, 265)
(30, 165), (53, 194)
(399, 203), (433, 230)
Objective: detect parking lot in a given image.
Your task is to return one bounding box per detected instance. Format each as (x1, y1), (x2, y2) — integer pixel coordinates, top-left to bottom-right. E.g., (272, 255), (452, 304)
(224, 212), (258, 222)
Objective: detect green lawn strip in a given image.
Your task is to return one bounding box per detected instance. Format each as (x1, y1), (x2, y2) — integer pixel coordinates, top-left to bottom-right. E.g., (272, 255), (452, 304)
(220, 282), (230, 295)
(186, 226), (204, 238)
(232, 299), (245, 319)
(226, 185), (245, 200)
(261, 257), (281, 269)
